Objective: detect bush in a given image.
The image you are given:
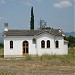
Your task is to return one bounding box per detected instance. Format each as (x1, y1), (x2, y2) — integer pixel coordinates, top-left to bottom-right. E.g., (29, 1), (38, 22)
(0, 43), (4, 49)
(64, 36), (75, 47)
(0, 55), (4, 58)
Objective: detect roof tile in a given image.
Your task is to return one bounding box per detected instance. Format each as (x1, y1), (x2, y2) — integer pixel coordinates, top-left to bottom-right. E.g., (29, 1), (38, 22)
(4, 29), (64, 36)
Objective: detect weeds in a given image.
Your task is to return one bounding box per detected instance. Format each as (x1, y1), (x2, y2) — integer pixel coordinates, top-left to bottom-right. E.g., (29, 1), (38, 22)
(26, 55), (32, 60)
(0, 47), (74, 62)
(0, 55), (4, 58)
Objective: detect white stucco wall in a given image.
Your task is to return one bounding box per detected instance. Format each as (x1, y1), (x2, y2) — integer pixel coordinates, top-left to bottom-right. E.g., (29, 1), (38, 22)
(36, 33), (68, 55)
(4, 33), (68, 57)
(4, 36), (37, 57)
(64, 43), (68, 55)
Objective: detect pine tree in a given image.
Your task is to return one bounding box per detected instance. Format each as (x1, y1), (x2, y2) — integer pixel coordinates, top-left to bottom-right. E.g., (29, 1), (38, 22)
(30, 6), (34, 30)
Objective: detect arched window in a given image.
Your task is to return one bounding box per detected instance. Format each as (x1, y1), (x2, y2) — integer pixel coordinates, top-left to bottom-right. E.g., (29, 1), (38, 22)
(56, 41), (59, 48)
(10, 41), (13, 49)
(47, 40), (50, 48)
(41, 40), (45, 48)
(33, 38), (36, 44)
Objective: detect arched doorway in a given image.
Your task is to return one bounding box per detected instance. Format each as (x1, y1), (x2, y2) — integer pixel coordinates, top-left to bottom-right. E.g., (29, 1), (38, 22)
(23, 41), (29, 56)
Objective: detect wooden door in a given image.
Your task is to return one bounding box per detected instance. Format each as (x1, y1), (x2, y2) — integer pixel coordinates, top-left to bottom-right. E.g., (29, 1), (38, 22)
(23, 41), (28, 56)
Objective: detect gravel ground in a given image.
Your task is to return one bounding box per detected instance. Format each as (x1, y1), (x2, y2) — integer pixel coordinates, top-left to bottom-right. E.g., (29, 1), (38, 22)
(0, 58), (74, 75)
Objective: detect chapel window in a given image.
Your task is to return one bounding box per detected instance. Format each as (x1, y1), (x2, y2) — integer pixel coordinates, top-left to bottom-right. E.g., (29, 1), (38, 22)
(55, 40), (59, 48)
(10, 41), (13, 49)
(41, 40), (45, 48)
(33, 38), (36, 44)
(47, 40), (50, 48)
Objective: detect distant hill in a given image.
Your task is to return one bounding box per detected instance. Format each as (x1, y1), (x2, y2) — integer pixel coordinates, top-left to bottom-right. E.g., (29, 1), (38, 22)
(65, 32), (75, 37)
(0, 33), (3, 43)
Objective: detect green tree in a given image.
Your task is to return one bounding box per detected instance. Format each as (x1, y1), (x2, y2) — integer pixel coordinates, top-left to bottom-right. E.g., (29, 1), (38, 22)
(30, 6), (34, 30)
(64, 36), (75, 47)
(0, 43), (4, 49)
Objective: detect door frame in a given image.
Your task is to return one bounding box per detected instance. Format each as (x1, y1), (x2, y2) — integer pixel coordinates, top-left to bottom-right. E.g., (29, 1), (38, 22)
(22, 41), (29, 56)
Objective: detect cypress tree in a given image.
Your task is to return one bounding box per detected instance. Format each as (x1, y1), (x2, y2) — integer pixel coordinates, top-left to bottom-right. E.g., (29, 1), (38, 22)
(30, 6), (34, 30)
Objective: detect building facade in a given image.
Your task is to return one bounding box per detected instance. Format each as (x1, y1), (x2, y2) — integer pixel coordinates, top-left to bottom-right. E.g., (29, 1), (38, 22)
(4, 24), (68, 57)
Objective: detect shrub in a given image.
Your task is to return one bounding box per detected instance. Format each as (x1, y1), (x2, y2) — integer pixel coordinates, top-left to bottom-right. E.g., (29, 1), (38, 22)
(0, 43), (4, 49)
(64, 36), (75, 47)
(0, 55), (4, 58)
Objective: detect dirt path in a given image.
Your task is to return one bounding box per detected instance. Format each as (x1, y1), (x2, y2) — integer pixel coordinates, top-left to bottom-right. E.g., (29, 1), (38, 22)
(0, 58), (74, 75)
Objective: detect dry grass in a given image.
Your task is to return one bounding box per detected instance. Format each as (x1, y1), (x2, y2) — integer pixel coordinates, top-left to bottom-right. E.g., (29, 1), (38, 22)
(0, 47), (75, 75)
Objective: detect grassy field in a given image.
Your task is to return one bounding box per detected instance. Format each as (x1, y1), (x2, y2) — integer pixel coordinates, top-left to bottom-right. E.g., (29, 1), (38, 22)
(0, 48), (75, 75)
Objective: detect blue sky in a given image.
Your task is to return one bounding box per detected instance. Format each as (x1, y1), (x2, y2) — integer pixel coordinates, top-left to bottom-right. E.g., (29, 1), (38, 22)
(0, 0), (74, 32)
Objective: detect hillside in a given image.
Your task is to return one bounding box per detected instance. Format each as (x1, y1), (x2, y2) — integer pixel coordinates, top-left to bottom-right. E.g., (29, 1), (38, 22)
(65, 32), (75, 37)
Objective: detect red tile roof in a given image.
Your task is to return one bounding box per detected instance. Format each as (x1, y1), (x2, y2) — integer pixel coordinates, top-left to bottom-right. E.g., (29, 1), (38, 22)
(64, 40), (69, 43)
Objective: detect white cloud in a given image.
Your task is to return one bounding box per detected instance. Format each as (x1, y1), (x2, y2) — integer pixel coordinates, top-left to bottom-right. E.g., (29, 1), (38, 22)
(54, 0), (72, 8)
(0, 0), (5, 4)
